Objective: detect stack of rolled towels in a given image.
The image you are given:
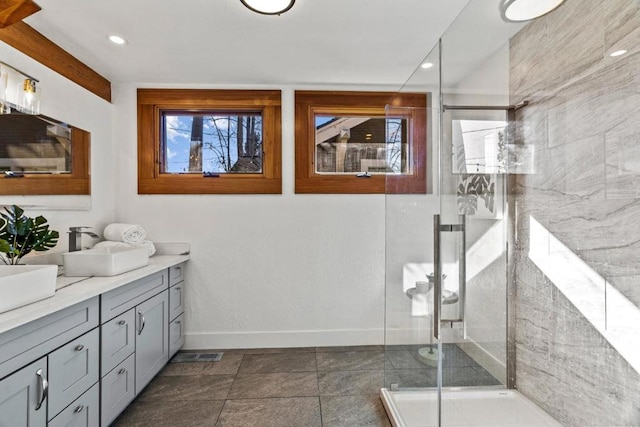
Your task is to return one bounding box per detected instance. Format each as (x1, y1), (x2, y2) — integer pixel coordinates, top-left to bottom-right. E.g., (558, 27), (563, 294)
(93, 223), (156, 256)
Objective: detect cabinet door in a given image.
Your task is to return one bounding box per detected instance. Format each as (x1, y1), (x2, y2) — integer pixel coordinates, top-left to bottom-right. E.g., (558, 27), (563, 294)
(101, 353), (135, 427)
(135, 290), (169, 394)
(169, 313), (185, 358)
(48, 328), (99, 419)
(48, 383), (99, 427)
(101, 309), (135, 376)
(169, 283), (184, 322)
(0, 357), (47, 427)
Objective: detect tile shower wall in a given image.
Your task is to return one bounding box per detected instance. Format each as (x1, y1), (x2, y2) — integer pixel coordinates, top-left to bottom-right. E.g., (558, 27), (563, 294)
(510, 0), (640, 425)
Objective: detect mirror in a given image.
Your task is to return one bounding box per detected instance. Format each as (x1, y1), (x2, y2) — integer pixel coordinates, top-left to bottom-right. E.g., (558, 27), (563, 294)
(0, 108), (90, 196)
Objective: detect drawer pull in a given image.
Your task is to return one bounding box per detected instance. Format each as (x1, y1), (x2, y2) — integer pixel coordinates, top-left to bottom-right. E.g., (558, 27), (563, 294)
(117, 320), (127, 326)
(35, 369), (48, 411)
(74, 405), (85, 414)
(175, 287), (182, 291)
(138, 310), (146, 335)
(175, 320), (182, 324)
(118, 368), (127, 375)
(74, 344), (85, 352)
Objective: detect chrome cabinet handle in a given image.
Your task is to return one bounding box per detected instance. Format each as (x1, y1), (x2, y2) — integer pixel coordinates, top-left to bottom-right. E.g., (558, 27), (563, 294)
(118, 368), (127, 375)
(117, 320), (126, 326)
(74, 344), (85, 352)
(74, 405), (84, 414)
(138, 310), (145, 335)
(35, 368), (48, 411)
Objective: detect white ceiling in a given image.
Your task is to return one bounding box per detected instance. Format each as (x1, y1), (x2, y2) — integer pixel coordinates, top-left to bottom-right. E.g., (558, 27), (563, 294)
(24, 0), (471, 87)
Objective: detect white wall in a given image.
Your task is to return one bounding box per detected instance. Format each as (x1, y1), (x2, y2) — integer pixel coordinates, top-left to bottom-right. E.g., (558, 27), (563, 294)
(111, 83), (407, 349)
(0, 43), (116, 253)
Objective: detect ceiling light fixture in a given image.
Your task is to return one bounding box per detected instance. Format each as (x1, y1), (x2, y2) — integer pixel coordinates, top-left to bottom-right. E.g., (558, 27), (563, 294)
(240, 0), (295, 15)
(108, 35), (127, 45)
(501, 0), (565, 22)
(610, 49), (628, 57)
(421, 62), (434, 69)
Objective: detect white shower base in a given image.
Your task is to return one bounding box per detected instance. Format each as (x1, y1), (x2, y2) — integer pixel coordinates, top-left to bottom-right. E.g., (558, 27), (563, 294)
(380, 388), (561, 427)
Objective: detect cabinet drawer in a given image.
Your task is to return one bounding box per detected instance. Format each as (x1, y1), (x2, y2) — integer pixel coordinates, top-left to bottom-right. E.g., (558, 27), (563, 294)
(48, 328), (99, 419)
(48, 382), (99, 427)
(101, 309), (135, 376)
(169, 313), (185, 358)
(101, 353), (135, 427)
(0, 297), (99, 381)
(169, 282), (184, 321)
(169, 263), (185, 287)
(101, 270), (168, 322)
(0, 357), (47, 427)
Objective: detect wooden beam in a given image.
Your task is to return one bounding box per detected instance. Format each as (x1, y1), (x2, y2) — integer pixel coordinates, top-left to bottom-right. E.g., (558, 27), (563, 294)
(0, 0), (40, 28)
(0, 21), (111, 102)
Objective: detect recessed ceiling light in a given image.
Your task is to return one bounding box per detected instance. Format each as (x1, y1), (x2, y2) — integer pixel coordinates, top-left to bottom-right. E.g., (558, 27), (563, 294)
(421, 62), (434, 69)
(610, 49), (627, 57)
(108, 35), (127, 45)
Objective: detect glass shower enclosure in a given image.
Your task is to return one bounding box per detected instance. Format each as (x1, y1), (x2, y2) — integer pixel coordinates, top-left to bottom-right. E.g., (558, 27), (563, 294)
(380, 1), (530, 425)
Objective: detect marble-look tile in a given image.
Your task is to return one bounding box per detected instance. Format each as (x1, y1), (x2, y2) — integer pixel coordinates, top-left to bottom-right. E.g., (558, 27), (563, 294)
(216, 397), (321, 427)
(318, 370), (384, 396)
(608, 274), (640, 307)
(113, 400), (225, 427)
(316, 351), (384, 371)
(605, 110), (640, 199)
(604, 0), (640, 53)
(137, 375), (234, 401)
(227, 372), (319, 398)
(320, 395), (391, 427)
(161, 354), (244, 376)
(238, 352), (317, 373)
(527, 135), (605, 199)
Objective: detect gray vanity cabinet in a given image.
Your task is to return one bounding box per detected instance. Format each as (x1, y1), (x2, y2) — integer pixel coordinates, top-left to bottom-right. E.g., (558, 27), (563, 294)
(168, 262), (186, 358)
(134, 290), (169, 394)
(0, 357), (47, 427)
(48, 383), (99, 427)
(48, 328), (99, 419)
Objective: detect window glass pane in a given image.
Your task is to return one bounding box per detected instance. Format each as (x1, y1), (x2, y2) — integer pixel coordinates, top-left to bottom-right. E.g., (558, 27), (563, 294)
(314, 115), (409, 174)
(162, 112), (263, 174)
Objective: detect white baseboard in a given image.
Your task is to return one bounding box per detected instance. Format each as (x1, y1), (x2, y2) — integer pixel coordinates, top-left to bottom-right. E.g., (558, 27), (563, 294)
(184, 328), (385, 350)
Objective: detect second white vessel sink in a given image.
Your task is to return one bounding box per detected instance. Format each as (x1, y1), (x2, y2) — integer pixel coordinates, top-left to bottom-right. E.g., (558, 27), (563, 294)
(0, 265), (58, 313)
(63, 246), (149, 277)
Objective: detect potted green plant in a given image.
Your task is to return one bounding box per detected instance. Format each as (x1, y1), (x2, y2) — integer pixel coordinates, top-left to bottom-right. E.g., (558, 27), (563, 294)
(0, 205), (59, 265)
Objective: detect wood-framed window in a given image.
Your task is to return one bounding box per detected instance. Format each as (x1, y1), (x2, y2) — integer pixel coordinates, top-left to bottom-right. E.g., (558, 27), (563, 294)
(137, 89), (282, 194)
(295, 91), (427, 194)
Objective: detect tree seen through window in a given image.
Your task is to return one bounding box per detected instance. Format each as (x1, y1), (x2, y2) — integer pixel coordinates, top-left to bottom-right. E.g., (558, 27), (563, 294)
(162, 112), (262, 174)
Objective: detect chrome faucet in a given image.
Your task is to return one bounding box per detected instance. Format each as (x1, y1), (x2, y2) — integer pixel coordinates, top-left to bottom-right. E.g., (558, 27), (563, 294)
(68, 226), (99, 252)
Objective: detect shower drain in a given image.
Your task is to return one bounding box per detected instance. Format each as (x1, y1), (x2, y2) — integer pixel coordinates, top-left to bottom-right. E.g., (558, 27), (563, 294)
(171, 352), (224, 363)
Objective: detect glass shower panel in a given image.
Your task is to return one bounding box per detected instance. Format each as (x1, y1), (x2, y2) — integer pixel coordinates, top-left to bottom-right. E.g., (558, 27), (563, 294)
(383, 41), (441, 390)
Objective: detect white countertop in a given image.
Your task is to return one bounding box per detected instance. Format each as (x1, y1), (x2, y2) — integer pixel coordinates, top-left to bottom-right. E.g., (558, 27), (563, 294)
(0, 255), (189, 335)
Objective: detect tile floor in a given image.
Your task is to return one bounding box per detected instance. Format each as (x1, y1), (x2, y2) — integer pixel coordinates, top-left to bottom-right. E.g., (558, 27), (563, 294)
(113, 345), (500, 427)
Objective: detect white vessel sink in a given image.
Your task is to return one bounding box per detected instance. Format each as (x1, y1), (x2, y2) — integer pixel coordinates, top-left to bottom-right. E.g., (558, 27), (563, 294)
(63, 246), (149, 277)
(0, 265), (58, 313)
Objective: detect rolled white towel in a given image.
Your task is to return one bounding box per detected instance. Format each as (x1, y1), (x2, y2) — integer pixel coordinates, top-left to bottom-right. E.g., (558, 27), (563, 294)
(103, 223), (146, 244)
(94, 240), (156, 257)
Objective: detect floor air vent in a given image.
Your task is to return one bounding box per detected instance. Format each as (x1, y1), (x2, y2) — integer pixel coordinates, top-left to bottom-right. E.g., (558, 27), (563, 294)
(171, 352), (224, 363)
